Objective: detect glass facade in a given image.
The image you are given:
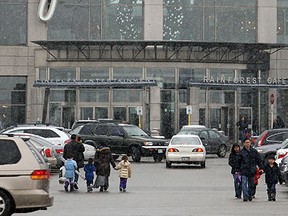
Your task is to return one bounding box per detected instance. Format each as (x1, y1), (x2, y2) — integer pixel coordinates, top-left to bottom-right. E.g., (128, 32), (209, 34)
(0, 0), (27, 45)
(0, 77), (26, 129)
(163, 0), (257, 42)
(48, 0), (143, 40)
(277, 0), (288, 43)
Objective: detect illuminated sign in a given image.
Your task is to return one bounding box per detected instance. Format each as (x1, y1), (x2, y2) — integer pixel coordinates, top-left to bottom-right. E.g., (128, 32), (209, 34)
(34, 79), (157, 88)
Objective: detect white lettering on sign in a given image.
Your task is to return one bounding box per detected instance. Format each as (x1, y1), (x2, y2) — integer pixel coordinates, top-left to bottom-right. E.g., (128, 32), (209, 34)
(203, 76), (286, 85)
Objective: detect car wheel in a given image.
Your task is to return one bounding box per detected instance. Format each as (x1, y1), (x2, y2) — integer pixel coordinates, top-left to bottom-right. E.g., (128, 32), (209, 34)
(200, 161), (206, 168)
(153, 154), (163, 163)
(0, 191), (12, 216)
(131, 147), (141, 162)
(166, 161), (172, 168)
(217, 145), (227, 158)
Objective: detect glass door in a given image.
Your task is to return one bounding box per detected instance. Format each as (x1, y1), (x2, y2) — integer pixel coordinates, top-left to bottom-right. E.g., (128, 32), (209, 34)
(62, 107), (75, 129)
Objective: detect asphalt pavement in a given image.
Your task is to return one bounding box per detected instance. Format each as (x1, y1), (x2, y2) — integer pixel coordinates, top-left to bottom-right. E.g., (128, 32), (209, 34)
(15, 156), (288, 216)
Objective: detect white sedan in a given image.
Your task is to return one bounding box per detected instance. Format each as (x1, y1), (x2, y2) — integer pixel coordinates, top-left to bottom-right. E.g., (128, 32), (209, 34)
(166, 135), (206, 168)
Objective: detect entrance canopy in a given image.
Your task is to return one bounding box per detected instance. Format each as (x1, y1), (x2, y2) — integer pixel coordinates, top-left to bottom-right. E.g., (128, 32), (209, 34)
(32, 40), (288, 66)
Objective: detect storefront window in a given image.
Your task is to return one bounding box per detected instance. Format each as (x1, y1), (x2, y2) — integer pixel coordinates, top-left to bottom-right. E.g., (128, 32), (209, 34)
(163, 0), (257, 42)
(80, 90), (109, 102)
(81, 107), (93, 120)
(0, 0), (27, 45)
(113, 89), (141, 102)
(80, 67), (109, 79)
(95, 107), (108, 119)
(147, 68), (175, 89)
(50, 68), (76, 80)
(0, 76), (26, 128)
(50, 90), (76, 103)
(113, 68), (143, 79)
(179, 68), (206, 87)
(48, 0), (143, 40)
(179, 90), (187, 103)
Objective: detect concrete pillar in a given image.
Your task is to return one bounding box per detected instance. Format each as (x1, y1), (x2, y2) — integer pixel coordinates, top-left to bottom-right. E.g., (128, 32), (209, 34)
(144, 0), (163, 40)
(28, 0), (48, 45)
(150, 86), (161, 130)
(188, 87), (200, 125)
(257, 0), (277, 43)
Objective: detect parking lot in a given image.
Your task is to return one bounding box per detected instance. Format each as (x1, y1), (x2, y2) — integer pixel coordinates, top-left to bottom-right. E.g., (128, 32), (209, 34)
(15, 156), (288, 216)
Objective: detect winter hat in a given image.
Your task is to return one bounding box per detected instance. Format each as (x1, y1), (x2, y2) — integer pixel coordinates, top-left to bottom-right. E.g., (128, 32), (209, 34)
(267, 155), (276, 160)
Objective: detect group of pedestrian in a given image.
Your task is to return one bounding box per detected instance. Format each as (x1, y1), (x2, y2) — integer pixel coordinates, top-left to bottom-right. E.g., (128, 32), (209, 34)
(62, 134), (132, 193)
(229, 139), (281, 202)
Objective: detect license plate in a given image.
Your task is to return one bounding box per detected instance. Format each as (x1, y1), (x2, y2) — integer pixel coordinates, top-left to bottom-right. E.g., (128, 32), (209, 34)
(181, 157), (190, 161)
(158, 149), (163, 153)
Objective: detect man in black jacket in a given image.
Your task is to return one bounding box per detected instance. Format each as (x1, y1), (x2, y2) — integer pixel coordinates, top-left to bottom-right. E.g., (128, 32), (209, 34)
(236, 139), (263, 202)
(63, 134), (85, 189)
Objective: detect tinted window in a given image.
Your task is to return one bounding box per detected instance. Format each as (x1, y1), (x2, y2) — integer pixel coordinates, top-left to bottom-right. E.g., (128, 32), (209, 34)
(199, 131), (209, 139)
(24, 129), (60, 138)
(0, 139), (21, 165)
(267, 132), (288, 142)
(80, 124), (98, 135)
(209, 130), (220, 139)
(95, 125), (109, 136)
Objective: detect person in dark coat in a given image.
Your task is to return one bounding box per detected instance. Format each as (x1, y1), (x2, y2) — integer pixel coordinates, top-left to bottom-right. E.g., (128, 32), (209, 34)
(63, 134), (85, 189)
(236, 116), (248, 143)
(93, 145), (116, 192)
(273, 116), (285, 129)
(264, 155), (281, 201)
(228, 143), (242, 199)
(236, 139), (263, 202)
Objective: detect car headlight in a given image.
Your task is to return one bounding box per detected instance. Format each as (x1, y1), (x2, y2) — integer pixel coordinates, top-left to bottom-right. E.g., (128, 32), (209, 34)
(144, 141), (153, 146)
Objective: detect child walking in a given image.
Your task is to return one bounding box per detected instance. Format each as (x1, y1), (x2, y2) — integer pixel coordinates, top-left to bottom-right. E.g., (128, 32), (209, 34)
(228, 144), (242, 199)
(264, 155), (281, 201)
(64, 153), (77, 192)
(84, 158), (96, 192)
(115, 155), (132, 192)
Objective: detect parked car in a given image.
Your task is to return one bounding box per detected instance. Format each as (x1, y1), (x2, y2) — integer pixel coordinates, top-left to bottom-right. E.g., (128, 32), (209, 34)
(255, 139), (288, 162)
(71, 120), (100, 130)
(76, 123), (168, 162)
(177, 127), (229, 157)
(278, 155), (288, 186)
(0, 135), (53, 215)
(253, 129), (288, 147)
(1, 125), (70, 145)
(165, 134), (206, 168)
(12, 134), (64, 168)
(275, 140), (288, 164)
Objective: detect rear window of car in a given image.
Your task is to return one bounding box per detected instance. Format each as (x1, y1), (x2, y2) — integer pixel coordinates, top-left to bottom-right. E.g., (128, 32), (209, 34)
(0, 139), (21, 165)
(171, 137), (201, 145)
(25, 140), (46, 164)
(178, 130), (200, 136)
(24, 129), (60, 138)
(266, 132), (288, 143)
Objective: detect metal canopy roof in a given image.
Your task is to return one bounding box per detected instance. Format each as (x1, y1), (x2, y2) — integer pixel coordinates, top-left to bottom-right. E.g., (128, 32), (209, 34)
(32, 40), (288, 65)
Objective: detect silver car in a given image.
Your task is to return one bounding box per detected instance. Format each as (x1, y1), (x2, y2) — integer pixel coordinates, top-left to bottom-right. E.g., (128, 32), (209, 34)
(0, 135), (53, 215)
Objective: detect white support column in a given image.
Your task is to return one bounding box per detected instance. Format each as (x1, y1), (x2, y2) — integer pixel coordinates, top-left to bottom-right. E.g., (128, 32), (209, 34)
(189, 87), (200, 125)
(257, 0), (277, 43)
(150, 86), (161, 131)
(144, 0), (163, 40)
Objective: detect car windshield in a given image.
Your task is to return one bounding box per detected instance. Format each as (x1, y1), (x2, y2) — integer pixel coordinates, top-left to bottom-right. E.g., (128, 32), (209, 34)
(282, 139), (288, 149)
(69, 125), (84, 135)
(171, 137), (201, 145)
(178, 129), (202, 135)
(122, 126), (148, 137)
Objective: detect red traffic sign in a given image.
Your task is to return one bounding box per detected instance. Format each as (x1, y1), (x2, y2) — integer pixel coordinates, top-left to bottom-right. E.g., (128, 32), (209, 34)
(270, 94), (275, 105)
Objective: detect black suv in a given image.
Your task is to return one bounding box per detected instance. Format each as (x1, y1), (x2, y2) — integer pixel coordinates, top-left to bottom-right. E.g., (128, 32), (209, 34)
(77, 123), (168, 162)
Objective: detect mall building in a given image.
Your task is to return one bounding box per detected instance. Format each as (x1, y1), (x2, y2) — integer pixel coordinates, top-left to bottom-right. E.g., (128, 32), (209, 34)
(1, 0), (288, 140)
